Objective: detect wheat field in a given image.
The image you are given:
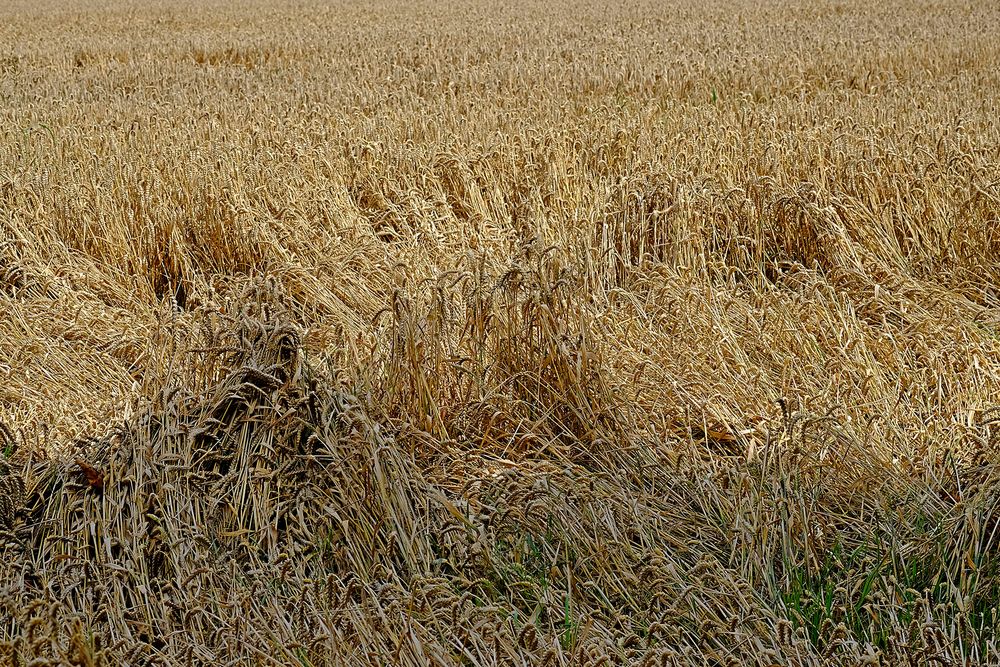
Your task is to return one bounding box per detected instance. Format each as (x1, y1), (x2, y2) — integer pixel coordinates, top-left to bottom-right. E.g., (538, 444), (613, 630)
(1, 0), (1000, 664)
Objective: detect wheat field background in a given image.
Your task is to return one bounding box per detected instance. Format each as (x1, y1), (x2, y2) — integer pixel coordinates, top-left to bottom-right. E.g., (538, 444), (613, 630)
(1, 0), (1000, 664)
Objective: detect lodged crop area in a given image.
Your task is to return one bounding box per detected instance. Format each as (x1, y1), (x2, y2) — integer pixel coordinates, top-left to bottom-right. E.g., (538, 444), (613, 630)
(1, 0), (1000, 664)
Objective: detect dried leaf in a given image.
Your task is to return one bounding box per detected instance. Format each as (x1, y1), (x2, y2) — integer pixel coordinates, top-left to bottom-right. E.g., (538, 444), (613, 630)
(75, 459), (104, 491)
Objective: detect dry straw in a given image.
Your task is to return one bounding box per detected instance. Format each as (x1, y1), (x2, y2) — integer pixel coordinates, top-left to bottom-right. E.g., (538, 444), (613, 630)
(1, 0), (1000, 664)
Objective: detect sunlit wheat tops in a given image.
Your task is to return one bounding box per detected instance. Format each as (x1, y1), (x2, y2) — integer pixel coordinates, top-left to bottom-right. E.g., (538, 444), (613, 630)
(1, 0), (1000, 664)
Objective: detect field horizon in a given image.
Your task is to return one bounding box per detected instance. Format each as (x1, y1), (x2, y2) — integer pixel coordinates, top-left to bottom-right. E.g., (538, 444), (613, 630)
(2, 0), (1000, 664)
